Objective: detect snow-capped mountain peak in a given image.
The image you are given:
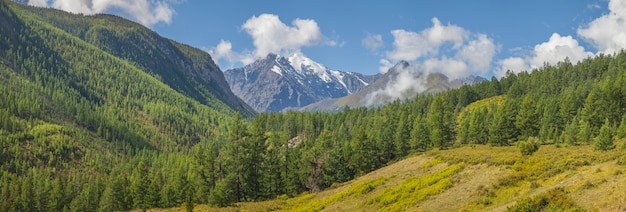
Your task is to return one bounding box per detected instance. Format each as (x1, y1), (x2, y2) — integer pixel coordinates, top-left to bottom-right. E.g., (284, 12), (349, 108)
(284, 52), (333, 83)
(287, 52), (325, 73)
(224, 53), (378, 112)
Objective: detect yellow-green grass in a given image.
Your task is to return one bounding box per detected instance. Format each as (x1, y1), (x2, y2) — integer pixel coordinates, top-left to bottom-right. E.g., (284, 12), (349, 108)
(158, 141), (626, 212)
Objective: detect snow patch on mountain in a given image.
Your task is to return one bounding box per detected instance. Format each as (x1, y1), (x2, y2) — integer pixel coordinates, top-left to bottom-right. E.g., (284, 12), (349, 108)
(271, 65), (283, 76)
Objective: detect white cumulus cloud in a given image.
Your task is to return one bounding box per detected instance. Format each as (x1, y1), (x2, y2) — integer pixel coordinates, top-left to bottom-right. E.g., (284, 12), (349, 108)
(578, 0), (626, 54)
(208, 40), (254, 69)
(368, 18), (498, 106)
(362, 33), (383, 52)
(386, 18), (468, 61)
(210, 13), (335, 69)
(457, 34), (498, 75)
(242, 14), (326, 58)
(422, 57), (468, 80)
(494, 0), (626, 78)
(495, 33), (592, 78)
(381, 18), (496, 79)
(28, 0), (176, 27)
(495, 57), (528, 78)
(531, 33), (592, 67)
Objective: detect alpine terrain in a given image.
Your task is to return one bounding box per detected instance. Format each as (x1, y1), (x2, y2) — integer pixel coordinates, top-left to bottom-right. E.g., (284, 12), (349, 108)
(300, 61), (486, 111)
(3, 1), (626, 212)
(224, 53), (377, 112)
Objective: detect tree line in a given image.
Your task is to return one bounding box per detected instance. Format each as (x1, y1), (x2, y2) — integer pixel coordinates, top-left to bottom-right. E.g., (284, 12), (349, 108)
(2, 0), (626, 211)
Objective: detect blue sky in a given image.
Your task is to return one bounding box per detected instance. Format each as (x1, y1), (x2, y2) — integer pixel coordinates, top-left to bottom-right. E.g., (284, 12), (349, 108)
(29, 0), (626, 78)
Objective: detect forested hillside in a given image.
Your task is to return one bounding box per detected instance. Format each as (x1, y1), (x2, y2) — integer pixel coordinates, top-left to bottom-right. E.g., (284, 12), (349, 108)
(0, 0), (245, 211)
(1, 0), (626, 211)
(193, 53), (626, 207)
(21, 2), (256, 117)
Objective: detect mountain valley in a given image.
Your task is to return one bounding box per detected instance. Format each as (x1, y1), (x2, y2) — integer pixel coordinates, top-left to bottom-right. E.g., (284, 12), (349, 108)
(1, 1), (626, 212)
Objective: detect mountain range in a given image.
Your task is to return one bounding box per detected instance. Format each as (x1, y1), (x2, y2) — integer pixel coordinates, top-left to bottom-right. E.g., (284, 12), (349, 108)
(3, 1), (626, 211)
(224, 53), (376, 112)
(300, 61), (486, 111)
(225, 54), (485, 112)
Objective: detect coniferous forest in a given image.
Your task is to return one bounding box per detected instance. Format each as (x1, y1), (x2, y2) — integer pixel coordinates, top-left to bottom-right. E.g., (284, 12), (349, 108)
(1, 1), (626, 211)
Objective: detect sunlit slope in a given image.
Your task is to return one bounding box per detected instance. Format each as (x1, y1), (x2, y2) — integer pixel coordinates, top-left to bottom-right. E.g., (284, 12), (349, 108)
(170, 143), (626, 212)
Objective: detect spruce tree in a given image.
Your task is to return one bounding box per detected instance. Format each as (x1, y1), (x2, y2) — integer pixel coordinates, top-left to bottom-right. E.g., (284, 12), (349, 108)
(594, 119), (615, 151)
(516, 96), (539, 139)
(577, 119), (592, 143)
(410, 115), (430, 152)
(428, 95), (454, 149)
(457, 112), (470, 144)
(99, 174), (126, 212)
(563, 120), (579, 146)
(146, 173), (162, 208)
(222, 112), (249, 203)
(394, 113), (411, 158)
(489, 107), (507, 146)
(617, 112), (626, 139)
(131, 161), (149, 210)
(466, 108), (486, 144)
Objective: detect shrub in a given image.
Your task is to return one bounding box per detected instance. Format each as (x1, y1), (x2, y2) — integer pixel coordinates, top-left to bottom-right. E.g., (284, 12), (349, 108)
(507, 187), (583, 212)
(517, 137), (540, 156)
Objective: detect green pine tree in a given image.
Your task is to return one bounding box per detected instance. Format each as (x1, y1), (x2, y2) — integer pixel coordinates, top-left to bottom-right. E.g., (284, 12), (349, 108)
(515, 96), (539, 139)
(131, 161), (149, 210)
(410, 115), (430, 152)
(99, 174), (126, 212)
(394, 113), (411, 158)
(428, 95), (455, 149)
(563, 120), (579, 146)
(617, 112), (626, 139)
(577, 119), (592, 143)
(594, 119), (615, 151)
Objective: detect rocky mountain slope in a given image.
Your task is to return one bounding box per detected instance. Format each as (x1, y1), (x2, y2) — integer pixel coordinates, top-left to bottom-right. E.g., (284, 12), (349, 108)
(300, 61), (485, 111)
(224, 53), (377, 112)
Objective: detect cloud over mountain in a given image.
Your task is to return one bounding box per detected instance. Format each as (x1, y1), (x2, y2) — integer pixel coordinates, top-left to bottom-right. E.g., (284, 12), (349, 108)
(377, 18), (498, 80)
(210, 14), (336, 68)
(243, 14), (324, 58)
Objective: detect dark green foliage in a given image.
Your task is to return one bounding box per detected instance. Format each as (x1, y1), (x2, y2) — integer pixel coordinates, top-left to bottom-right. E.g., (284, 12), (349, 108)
(562, 119), (579, 146)
(617, 112), (626, 139)
(394, 112), (412, 159)
(594, 119), (615, 151)
(516, 96), (539, 139)
(577, 119), (592, 143)
(410, 115), (430, 151)
(98, 173), (126, 212)
(131, 161), (149, 210)
(2, 0), (626, 211)
(467, 108), (489, 144)
(428, 95), (455, 149)
(517, 137), (540, 156)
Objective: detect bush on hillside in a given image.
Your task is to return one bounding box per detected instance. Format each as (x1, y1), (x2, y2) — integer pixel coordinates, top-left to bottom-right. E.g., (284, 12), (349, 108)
(507, 187), (583, 212)
(517, 137), (540, 156)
